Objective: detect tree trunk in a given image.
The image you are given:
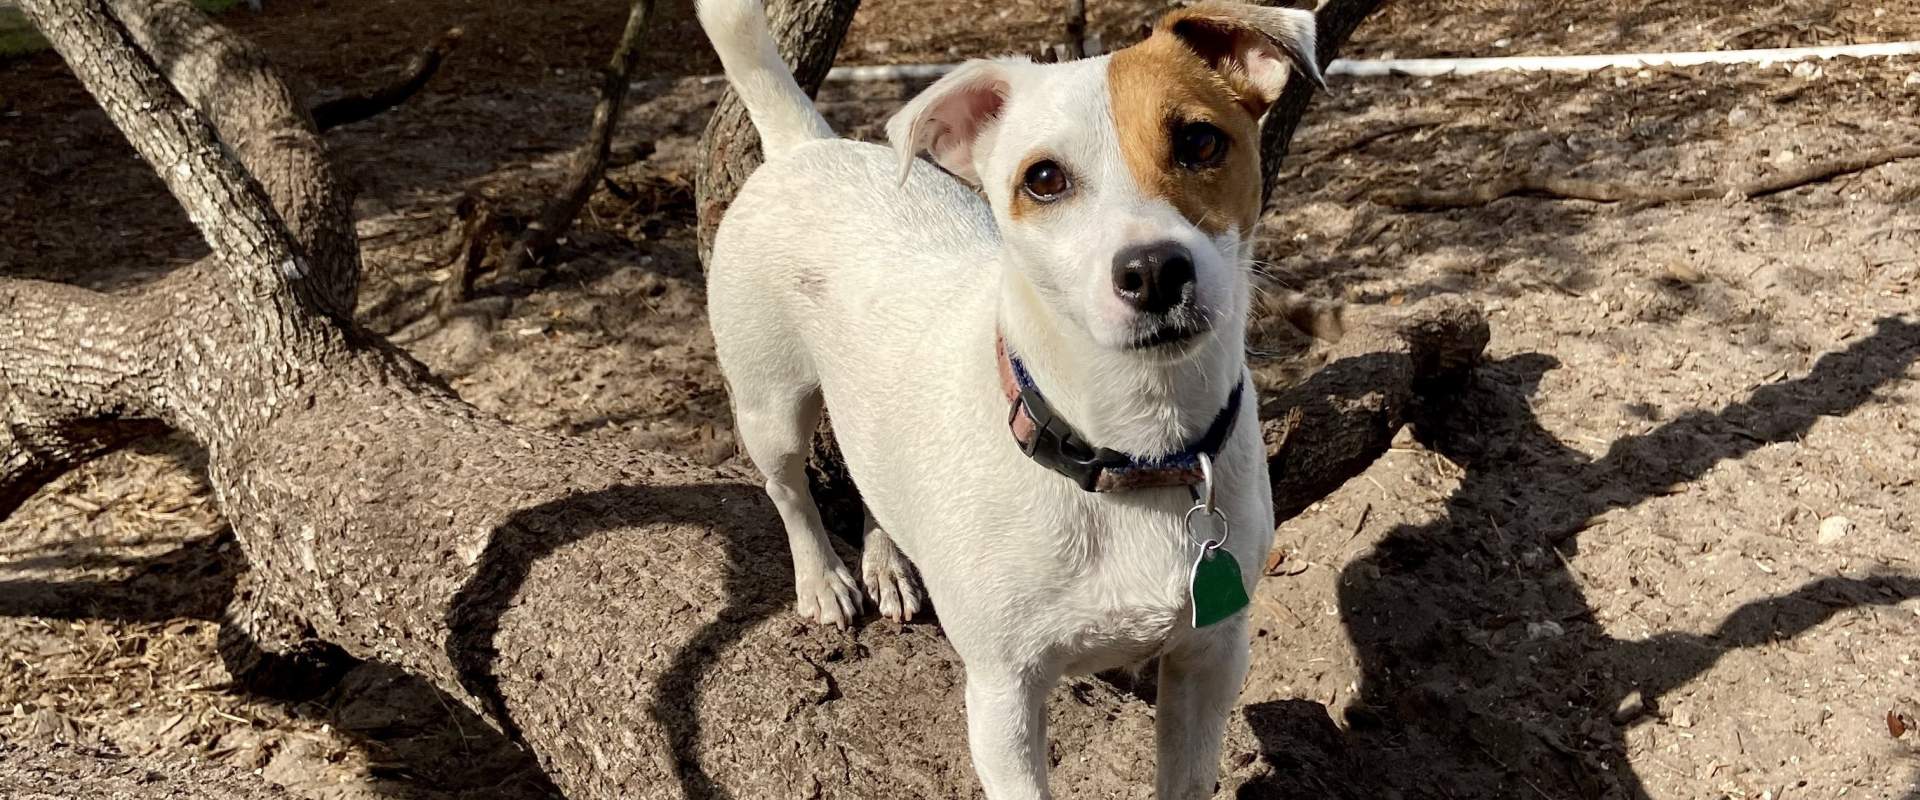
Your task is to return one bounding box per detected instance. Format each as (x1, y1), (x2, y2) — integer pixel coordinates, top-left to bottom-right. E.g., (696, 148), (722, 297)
(1, 1), (1471, 798)
(694, 0), (861, 264)
(1259, 0), (1389, 208)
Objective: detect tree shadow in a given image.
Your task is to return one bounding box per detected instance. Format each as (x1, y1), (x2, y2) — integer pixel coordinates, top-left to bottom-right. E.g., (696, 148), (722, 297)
(1240, 316), (1920, 798)
(446, 479), (862, 800)
(0, 526), (560, 799)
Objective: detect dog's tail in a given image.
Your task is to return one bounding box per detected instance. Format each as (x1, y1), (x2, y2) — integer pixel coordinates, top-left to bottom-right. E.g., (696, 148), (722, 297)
(695, 0), (836, 159)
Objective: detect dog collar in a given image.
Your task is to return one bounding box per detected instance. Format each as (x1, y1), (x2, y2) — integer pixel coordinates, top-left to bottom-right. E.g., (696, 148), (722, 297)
(995, 335), (1243, 493)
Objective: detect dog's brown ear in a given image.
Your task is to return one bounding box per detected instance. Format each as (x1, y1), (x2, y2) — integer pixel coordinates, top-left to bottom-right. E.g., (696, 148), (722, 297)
(885, 58), (1019, 185)
(1158, 2), (1322, 117)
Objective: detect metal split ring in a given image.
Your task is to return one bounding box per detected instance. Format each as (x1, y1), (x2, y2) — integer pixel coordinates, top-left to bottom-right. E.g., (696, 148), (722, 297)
(1184, 453), (1230, 550)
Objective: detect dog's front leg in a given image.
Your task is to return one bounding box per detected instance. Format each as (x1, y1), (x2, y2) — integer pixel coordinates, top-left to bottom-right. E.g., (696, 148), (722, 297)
(964, 668), (1053, 800)
(1154, 616), (1251, 799)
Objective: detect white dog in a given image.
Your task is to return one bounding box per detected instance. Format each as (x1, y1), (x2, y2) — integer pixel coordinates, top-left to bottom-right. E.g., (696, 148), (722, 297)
(697, 1), (1318, 796)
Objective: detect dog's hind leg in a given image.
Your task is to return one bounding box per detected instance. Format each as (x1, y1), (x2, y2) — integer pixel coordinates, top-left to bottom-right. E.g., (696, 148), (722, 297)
(860, 510), (923, 622)
(733, 385), (863, 628)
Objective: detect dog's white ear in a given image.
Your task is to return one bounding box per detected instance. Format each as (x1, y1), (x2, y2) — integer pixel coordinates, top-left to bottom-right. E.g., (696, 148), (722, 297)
(1160, 2), (1322, 116)
(885, 59), (1015, 185)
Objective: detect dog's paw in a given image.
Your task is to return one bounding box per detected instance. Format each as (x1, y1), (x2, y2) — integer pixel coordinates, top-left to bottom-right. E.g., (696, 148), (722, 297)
(861, 533), (924, 623)
(795, 563), (862, 629)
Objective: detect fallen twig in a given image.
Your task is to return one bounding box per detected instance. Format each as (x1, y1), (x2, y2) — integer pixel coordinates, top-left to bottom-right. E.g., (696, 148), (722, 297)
(1301, 116), (1448, 158)
(499, 0), (653, 277)
(1375, 143), (1920, 209)
(311, 27), (461, 131)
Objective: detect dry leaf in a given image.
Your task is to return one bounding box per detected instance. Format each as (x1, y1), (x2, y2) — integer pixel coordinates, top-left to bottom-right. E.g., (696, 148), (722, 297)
(1262, 547), (1289, 576)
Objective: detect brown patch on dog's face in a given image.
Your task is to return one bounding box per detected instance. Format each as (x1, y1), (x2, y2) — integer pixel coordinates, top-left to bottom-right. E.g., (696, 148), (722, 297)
(1107, 31), (1263, 236)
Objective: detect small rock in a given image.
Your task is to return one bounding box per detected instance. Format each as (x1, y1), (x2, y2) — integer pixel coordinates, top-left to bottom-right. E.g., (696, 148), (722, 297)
(1525, 620), (1565, 640)
(1818, 515), (1852, 545)
(1613, 690), (1649, 724)
(1906, 71), (1920, 87)
(1791, 61), (1823, 80)
(1669, 708), (1694, 728)
(1663, 262), (1706, 284)
(1726, 106), (1755, 127)
(1492, 38), (1511, 48)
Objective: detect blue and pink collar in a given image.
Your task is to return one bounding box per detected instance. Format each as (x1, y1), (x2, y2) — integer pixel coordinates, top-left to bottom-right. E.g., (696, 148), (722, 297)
(995, 335), (1244, 492)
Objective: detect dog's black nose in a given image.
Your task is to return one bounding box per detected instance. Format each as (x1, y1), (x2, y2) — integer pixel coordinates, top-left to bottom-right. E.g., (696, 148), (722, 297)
(1111, 242), (1195, 314)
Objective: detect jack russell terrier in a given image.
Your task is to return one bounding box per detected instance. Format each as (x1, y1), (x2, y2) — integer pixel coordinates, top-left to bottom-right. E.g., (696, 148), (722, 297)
(696, 1), (1320, 796)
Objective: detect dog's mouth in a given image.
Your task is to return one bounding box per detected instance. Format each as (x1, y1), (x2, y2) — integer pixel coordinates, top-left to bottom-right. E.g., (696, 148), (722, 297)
(1126, 317), (1213, 351)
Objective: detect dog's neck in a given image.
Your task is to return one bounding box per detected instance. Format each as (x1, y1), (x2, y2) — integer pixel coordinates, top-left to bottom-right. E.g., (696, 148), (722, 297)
(995, 273), (1246, 459)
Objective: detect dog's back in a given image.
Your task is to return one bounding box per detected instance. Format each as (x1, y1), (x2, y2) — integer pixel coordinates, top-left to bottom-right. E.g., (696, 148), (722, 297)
(699, 0), (999, 401)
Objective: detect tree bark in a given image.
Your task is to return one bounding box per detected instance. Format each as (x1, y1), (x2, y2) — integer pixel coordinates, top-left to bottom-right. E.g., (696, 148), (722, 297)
(694, 0), (861, 264)
(2, 2), (1469, 799)
(1258, 0), (1389, 209)
(104, 0), (361, 321)
(0, 281), (168, 517)
(499, 0), (654, 277)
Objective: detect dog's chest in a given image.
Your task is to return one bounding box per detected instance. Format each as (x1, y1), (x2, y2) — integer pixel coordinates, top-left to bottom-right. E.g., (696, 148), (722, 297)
(1046, 510), (1196, 674)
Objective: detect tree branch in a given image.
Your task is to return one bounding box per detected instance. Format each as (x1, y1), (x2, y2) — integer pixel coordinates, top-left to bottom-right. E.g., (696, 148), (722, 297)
(1374, 143), (1920, 209)
(1259, 0), (1389, 209)
(499, 0), (653, 277)
(0, 281), (168, 518)
(104, 0), (361, 320)
(311, 27), (463, 132)
(20, 0), (346, 340)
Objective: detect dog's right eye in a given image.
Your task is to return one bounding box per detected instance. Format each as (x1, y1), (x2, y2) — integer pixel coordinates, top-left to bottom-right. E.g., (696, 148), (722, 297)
(1021, 160), (1071, 202)
(1172, 122), (1228, 170)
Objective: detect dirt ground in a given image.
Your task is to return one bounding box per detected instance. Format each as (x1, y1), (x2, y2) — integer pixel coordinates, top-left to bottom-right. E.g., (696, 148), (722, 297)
(2, 0), (1919, 798)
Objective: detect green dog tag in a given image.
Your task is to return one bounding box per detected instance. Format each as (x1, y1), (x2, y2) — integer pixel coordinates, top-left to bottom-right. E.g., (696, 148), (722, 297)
(1190, 545), (1250, 628)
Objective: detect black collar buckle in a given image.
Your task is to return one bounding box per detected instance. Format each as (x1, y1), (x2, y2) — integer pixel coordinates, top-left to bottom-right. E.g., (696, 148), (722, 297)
(1011, 385), (1137, 492)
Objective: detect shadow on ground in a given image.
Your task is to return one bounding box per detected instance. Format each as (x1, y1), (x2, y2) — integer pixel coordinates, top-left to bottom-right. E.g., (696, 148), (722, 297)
(1237, 316), (1920, 798)
(0, 518), (561, 799)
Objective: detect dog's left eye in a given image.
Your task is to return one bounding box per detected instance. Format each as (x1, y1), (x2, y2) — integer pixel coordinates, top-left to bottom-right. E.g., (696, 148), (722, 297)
(1022, 160), (1071, 202)
(1172, 122), (1228, 169)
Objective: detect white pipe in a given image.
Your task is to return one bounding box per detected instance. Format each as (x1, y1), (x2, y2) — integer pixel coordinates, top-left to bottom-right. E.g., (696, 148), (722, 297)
(1327, 41), (1920, 76)
(668, 40), (1920, 88)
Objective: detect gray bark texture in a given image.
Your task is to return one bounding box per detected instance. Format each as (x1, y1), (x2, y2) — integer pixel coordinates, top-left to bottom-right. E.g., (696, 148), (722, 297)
(1, 0), (1483, 798)
(1258, 0), (1389, 207)
(693, 0), (861, 263)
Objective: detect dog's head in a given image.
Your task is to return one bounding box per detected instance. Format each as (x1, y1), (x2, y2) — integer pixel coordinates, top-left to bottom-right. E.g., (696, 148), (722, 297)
(887, 2), (1320, 359)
